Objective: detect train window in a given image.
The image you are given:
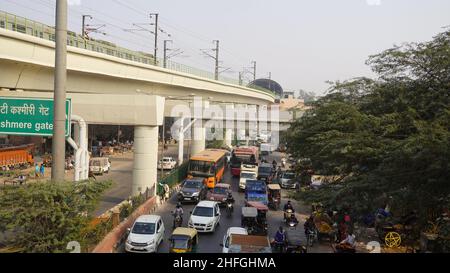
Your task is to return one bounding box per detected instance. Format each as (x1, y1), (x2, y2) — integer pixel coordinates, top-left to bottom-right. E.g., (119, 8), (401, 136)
(0, 21), (4, 28)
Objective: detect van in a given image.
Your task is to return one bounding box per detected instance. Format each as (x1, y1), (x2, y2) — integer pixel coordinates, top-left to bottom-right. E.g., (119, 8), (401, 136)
(89, 157), (110, 175)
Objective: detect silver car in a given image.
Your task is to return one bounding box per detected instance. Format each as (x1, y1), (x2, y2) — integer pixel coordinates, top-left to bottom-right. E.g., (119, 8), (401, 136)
(280, 172), (297, 189)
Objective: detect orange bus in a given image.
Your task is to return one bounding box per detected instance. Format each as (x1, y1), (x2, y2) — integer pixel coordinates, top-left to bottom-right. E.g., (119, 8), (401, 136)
(188, 149), (227, 189)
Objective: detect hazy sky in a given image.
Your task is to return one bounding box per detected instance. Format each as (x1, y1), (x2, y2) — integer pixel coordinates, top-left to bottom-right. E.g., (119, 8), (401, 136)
(1, 0), (449, 95)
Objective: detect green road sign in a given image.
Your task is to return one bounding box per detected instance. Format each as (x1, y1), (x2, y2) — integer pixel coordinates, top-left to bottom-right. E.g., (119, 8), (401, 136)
(0, 97), (72, 137)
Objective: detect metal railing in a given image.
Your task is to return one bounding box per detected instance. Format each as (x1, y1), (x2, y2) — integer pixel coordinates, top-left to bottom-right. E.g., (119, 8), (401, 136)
(157, 162), (189, 196)
(0, 10), (273, 95)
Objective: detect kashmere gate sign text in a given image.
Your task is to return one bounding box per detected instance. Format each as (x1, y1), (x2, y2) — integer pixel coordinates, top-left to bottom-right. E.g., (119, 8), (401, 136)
(0, 97), (71, 137)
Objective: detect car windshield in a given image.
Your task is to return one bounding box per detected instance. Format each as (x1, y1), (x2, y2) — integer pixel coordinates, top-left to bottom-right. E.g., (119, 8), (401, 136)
(259, 167), (271, 173)
(184, 181), (202, 188)
(131, 222), (155, 235)
(212, 187), (227, 195)
(170, 237), (189, 249)
(283, 173), (295, 179)
(193, 206), (214, 217)
(241, 172), (256, 179)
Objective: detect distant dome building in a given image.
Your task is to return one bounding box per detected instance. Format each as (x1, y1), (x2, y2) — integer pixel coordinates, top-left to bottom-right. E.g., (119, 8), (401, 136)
(248, 78), (284, 97)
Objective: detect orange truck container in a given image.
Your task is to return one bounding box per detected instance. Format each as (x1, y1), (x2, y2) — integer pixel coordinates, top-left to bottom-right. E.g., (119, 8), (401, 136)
(0, 144), (35, 169)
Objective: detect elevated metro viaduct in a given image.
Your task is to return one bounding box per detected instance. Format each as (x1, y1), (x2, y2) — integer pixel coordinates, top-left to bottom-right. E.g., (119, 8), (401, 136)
(0, 27), (276, 196)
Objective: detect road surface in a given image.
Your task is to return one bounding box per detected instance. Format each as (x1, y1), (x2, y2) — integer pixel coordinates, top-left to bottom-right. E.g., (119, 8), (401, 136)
(114, 151), (333, 253)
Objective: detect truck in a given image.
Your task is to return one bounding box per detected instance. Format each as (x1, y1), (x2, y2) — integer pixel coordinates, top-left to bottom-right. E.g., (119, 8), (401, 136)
(260, 143), (275, 156)
(245, 179), (268, 205)
(227, 234), (272, 253)
(230, 146), (259, 177)
(0, 144), (35, 169)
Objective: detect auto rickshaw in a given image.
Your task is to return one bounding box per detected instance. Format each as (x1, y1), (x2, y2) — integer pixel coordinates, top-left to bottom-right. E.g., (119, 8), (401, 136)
(267, 184), (281, 210)
(247, 201), (269, 235)
(241, 206), (268, 236)
(169, 227), (198, 253)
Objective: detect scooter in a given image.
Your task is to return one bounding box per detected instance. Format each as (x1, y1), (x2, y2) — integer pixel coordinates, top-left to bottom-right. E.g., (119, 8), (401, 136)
(226, 200), (233, 217)
(172, 212), (183, 229)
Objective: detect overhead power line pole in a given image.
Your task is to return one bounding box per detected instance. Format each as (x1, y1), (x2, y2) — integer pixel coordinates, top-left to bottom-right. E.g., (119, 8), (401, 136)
(214, 40), (219, 80)
(252, 61), (257, 81)
(163, 40), (172, 68)
(150, 13), (159, 65)
(82, 15), (92, 39)
(52, 0), (68, 182)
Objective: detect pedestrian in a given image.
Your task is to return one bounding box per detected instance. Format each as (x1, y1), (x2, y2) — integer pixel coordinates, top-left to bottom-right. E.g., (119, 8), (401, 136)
(40, 163), (45, 178)
(35, 163), (40, 178)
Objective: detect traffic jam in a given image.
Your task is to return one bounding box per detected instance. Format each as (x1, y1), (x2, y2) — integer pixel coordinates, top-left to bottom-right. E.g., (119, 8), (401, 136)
(124, 143), (314, 254)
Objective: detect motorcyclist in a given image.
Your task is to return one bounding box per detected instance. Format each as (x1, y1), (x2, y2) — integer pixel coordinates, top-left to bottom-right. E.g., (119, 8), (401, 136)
(226, 192), (234, 212)
(283, 201), (295, 221)
(274, 226), (287, 253)
(272, 160), (277, 169)
(304, 215), (315, 235)
(173, 202), (184, 226)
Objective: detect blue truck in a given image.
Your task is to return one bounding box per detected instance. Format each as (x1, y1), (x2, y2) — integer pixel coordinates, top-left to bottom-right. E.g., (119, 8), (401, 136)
(244, 180), (268, 205)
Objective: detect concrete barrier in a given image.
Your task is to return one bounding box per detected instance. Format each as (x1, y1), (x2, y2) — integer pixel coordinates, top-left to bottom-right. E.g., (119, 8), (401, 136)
(92, 196), (157, 253)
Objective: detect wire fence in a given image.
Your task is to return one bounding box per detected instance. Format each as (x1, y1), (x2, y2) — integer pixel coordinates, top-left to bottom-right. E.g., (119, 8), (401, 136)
(0, 10), (274, 96)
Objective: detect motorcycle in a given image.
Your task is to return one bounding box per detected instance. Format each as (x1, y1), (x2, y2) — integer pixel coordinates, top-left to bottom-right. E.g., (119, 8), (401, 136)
(172, 211), (183, 229)
(286, 214), (299, 228)
(281, 158), (286, 168)
(226, 200), (233, 217)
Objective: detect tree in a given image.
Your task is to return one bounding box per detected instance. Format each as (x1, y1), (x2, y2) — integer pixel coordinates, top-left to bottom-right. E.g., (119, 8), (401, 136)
(0, 180), (112, 252)
(287, 29), (450, 226)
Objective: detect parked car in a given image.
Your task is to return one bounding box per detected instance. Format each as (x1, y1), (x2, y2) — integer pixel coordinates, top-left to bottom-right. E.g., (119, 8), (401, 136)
(157, 157), (177, 170)
(206, 183), (233, 206)
(125, 215), (165, 253)
(239, 171), (257, 191)
(177, 178), (208, 203)
(89, 157), (110, 175)
(280, 172), (297, 189)
(188, 201), (221, 233)
(221, 227), (248, 253)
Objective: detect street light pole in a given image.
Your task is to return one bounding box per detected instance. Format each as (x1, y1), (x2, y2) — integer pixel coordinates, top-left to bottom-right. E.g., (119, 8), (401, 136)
(52, 0), (68, 182)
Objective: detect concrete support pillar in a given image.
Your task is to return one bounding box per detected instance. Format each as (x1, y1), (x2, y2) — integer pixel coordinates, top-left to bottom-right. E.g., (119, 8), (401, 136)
(132, 126), (159, 196)
(225, 128), (233, 148)
(74, 123), (80, 147)
(190, 121), (205, 156)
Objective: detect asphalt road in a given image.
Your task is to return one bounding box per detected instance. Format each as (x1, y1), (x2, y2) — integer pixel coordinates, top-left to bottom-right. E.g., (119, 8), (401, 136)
(114, 151), (333, 253)
(94, 144), (183, 217)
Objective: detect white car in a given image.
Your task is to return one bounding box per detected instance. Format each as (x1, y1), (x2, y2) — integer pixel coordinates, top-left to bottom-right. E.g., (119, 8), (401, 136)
(188, 201), (221, 233)
(125, 215), (165, 253)
(239, 171), (257, 190)
(221, 227), (248, 253)
(157, 157), (177, 170)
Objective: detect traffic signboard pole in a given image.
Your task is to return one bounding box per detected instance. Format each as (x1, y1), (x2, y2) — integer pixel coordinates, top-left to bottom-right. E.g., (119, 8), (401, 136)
(52, 0), (68, 182)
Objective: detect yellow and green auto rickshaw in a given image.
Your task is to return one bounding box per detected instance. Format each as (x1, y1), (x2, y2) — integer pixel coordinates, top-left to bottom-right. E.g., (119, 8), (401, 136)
(169, 227), (199, 253)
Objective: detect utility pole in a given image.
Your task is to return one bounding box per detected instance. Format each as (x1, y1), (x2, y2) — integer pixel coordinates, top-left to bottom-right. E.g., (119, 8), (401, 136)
(239, 71), (243, 85)
(214, 40), (219, 80)
(163, 40), (172, 68)
(252, 61), (257, 81)
(82, 15), (92, 39)
(150, 13), (159, 65)
(52, 0), (67, 182)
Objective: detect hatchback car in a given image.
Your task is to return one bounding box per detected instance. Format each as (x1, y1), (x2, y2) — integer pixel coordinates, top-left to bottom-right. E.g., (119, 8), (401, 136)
(206, 183), (233, 206)
(188, 201), (221, 233)
(125, 215), (165, 253)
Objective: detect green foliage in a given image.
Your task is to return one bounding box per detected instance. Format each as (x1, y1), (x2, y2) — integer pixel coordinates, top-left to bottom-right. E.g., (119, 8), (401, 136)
(288, 29), (450, 228)
(0, 180), (112, 253)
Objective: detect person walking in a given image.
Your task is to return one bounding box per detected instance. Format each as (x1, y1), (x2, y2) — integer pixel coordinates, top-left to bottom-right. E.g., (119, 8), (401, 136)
(40, 163), (45, 178)
(35, 163), (40, 178)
